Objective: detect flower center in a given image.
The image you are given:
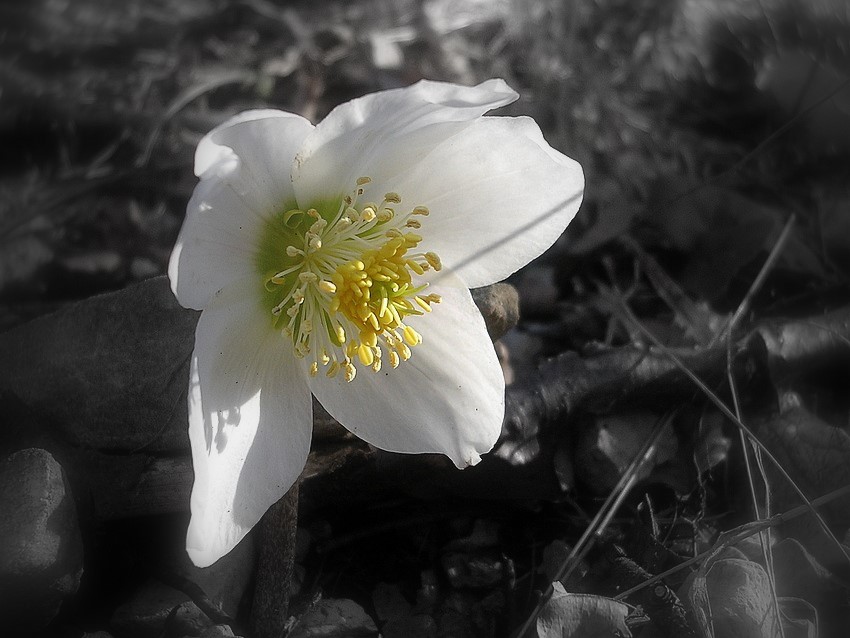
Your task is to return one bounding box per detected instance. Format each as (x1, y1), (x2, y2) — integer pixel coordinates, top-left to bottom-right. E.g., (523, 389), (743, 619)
(258, 177), (441, 382)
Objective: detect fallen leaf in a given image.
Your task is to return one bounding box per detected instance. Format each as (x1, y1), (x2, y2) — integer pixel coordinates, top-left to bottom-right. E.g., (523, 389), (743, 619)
(536, 583), (631, 638)
(681, 558), (781, 638)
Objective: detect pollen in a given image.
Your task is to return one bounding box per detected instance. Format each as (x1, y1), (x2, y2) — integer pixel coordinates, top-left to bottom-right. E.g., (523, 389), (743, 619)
(262, 177), (442, 382)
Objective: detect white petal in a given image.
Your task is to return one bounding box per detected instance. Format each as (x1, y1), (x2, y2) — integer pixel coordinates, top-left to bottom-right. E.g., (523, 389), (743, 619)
(170, 112), (314, 310)
(307, 270), (504, 468)
(392, 116), (584, 288)
(292, 79), (518, 207)
(186, 283), (312, 567)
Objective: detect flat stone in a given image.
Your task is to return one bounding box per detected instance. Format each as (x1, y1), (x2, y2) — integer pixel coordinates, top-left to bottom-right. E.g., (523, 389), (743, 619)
(0, 448), (83, 633)
(0, 277), (197, 453)
(289, 598), (378, 638)
(110, 580), (213, 638)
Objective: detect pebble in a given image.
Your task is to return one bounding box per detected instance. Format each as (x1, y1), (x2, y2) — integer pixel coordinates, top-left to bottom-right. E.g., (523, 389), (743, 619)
(471, 283), (520, 341)
(110, 580), (213, 638)
(0, 448), (83, 633)
(288, 598), (378, 638)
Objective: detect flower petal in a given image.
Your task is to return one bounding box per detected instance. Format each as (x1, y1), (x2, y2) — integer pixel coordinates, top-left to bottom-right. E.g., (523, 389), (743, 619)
(391, 115), (584, 288)
(306, 269), (504, 468)
(292, 79), (518, 207)
(186, 282), (312, 567)
(170, 112), (314, 310)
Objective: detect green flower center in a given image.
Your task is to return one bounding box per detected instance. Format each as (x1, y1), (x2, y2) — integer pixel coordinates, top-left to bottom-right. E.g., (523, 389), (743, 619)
(255, 177), (441, 382)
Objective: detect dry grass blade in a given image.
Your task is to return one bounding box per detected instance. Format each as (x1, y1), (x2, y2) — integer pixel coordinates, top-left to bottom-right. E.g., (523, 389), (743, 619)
(613, 484), (850, 602)
(136, 70), (257, 167)
(513, 412), (673, 638)
(710, 214), (796, 348)
(617, 297), (850, 566)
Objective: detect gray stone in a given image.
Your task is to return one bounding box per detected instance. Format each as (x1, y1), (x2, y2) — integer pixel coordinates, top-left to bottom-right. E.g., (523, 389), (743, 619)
(471, 283), (520, 341)
(0, 448), (83, 633)
(0, 276), (197, 454)
(110, 580), (214, 638)
(198, 624), (238, 637)
(289, 598), (378, 638)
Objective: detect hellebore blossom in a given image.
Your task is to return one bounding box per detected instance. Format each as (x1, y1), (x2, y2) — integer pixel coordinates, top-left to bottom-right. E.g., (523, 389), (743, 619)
(169, 79), (584, 567)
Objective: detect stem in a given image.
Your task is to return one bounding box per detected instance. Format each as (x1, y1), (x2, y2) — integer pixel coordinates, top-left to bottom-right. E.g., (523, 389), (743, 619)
(251, 479), (301, 638)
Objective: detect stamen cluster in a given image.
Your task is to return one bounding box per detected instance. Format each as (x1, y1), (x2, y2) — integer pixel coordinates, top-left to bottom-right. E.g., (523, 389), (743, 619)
(265, 178), (442, 381)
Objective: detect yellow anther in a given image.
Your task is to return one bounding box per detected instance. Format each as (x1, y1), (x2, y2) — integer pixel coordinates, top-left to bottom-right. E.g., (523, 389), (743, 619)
(414, 296), (432, 313)
(424, 252), (442, 271)
(357, 344), (374, 366)
(266, 177), (439, 376)
(344, 362), (357, 382)
(403, 325), (422, 347)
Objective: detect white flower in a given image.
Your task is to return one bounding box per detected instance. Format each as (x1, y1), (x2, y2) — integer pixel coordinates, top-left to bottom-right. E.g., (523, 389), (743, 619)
(169, 79), (584, 567)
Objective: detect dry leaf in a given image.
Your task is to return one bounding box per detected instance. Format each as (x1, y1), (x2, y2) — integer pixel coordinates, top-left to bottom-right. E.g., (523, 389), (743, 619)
(681, 558), (781, 638)
(536, 583), (631, 638)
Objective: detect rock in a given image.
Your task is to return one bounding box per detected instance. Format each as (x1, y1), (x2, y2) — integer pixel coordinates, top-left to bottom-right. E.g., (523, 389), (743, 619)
(288, 598), (378, 638)
(471, 283), (520, 341)
(0, 448), (83, 633)
(199, 625), (238, 638)
(110, 580), (214, 638)
(0, 276), (197, 454)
